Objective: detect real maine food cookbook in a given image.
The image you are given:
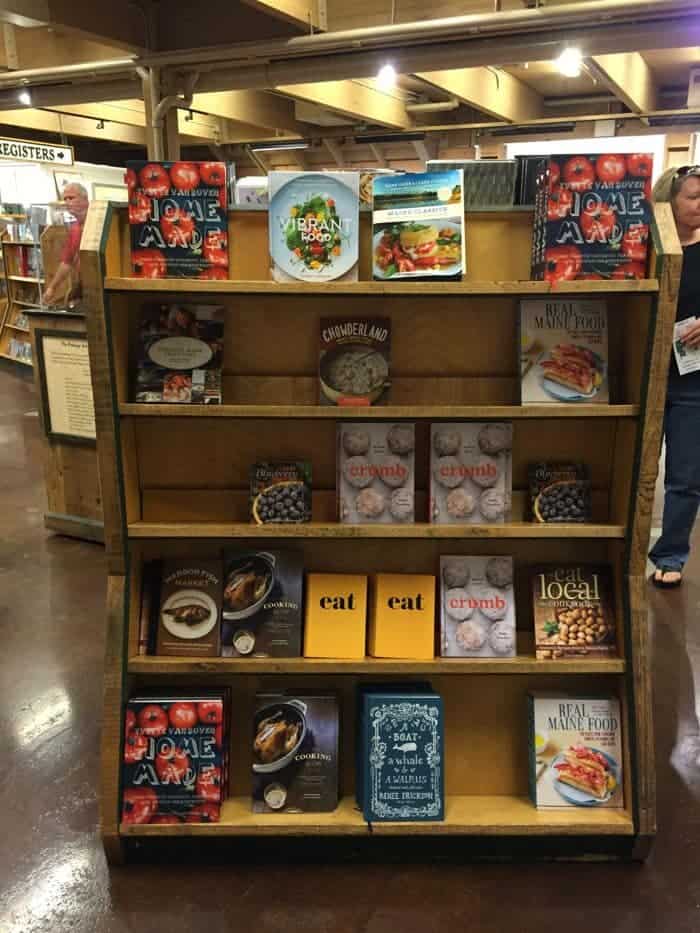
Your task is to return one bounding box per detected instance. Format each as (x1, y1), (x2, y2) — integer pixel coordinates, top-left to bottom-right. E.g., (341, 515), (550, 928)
(519, 299), (608, 404)
(528, 693), (623, 809)
(268, 171), (359, 282)
(372, 170), (465, 280)
(531, 152), (652, 282)
(127, 161), (229, 279)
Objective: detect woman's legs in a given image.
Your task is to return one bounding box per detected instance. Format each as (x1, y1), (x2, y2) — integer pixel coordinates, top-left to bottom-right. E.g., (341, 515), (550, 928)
(649, 391), (700, 573)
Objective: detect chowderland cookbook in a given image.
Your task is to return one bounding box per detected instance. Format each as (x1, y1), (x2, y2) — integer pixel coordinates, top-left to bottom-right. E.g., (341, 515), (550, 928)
(126, 161), (229, 279)
(531, 153), (653, 283)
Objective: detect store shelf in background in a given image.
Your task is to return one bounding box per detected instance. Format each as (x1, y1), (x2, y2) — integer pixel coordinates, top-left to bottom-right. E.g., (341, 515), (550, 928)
(119, 403), (640, 420)
(8, 275), (44, 283)
(127, 521), (625, 540)
(13, 299), (40, 308)
(120, 796), (634, 837)
(128, 655), (626, 675)
(104, 278), (659, 297)
(5, 323), (29, 333)
(0, 351), (31, 366)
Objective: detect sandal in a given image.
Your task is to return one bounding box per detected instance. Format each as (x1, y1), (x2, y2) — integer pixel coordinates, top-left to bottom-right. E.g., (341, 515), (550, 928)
(650, 568), (683, 589)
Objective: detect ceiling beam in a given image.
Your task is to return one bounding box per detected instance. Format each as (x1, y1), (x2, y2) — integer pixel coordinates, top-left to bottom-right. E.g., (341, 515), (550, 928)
(241, 0), (325, 31)
(323, 137), (343, 166)
(45, 98), (223, 142)
(411, 139), (431, 164)
(416, 67), (542, 122)
(0, 106), (145, 144)
(0, 1), (146, 50)
(368, 142), (387, 167)
(275, 80), (412, 129)
(589, 52), (658, 114)
(0, 77), (141, 109)
(191, 89), (304, 134)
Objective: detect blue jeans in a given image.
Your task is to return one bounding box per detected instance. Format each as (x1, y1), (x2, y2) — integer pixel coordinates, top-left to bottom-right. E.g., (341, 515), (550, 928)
(649, 371), (700, 571)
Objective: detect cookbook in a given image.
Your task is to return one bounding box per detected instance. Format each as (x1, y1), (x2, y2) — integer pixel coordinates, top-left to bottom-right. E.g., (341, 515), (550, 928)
(372, 170), (465, 280)
(126, 160), (229, 279)
(439, 556), (516, 658)
(337, 422), (414, 523)
(319, 317), (391, 406)
(268, 171), (359, 282)
(528, 693), (624, 808)
(531, 152), (652, 282)
(519, 299), (609, 404)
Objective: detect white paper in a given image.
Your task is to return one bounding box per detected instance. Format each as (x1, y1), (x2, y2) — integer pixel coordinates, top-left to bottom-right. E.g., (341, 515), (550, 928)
(673, 317), (700, 376)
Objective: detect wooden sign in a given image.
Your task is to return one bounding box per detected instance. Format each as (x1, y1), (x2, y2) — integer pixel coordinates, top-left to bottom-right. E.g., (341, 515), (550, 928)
(35, 330), (96, 443)
(0, 136), (74, 165)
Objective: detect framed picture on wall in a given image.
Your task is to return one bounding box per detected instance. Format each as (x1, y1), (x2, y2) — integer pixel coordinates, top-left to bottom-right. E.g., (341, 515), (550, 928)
(35, 329), (97, 444)
(53, 170), (86, 199)
(93, 184), (128, 203)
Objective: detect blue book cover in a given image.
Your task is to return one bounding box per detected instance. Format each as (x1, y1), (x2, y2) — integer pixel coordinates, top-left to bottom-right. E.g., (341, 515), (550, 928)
(360, 690), (444, 821)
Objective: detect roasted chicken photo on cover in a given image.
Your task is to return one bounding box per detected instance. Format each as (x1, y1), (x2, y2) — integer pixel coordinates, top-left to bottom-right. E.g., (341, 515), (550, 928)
(254, 711), (301, 764)
(162, 604), (211, 626)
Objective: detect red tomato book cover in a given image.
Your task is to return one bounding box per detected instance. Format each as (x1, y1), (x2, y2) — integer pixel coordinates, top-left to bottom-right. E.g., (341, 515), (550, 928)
(121, 693), (230, 825)
(126, 161), (229, 279)
(531, 153), (653, 282)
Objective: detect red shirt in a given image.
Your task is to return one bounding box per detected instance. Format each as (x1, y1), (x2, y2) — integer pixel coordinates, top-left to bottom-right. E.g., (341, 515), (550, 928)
(60, 221), (83, 267)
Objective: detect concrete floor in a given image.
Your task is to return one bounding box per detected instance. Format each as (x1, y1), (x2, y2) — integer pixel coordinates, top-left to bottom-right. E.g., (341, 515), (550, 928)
(2, 365), (700, 932)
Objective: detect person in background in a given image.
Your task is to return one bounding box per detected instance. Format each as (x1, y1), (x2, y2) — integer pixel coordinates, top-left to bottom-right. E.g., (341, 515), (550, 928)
(43, 182), (89, 306)
(649, 165), (700, 587)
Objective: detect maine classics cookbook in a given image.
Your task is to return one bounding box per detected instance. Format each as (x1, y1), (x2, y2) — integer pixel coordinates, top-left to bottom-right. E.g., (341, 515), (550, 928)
(372, 170), (465, 280)
(268, 172), (359, 283)
(127, 161), (229, 279)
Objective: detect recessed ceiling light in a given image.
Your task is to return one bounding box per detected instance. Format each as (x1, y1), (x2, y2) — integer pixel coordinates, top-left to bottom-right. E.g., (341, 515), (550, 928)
(376, 64), (397, 90)
(556, 47), (583, 78)
(18, 90), (31, 106)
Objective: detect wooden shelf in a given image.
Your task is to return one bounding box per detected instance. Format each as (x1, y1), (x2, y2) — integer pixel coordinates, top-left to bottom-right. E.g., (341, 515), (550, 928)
(120, 795), (634, 837)
(128, 520), (625, 540)
(119, 403), (640, 420)
(5, 322), (29, 333)
(12, 299), (40, 308)
(0, 350), (31, 366)
(128, 655), (625, 675)
(3, 240), (38, 246)
(104, 277), (659, 296)
(7, 274), (43, 283)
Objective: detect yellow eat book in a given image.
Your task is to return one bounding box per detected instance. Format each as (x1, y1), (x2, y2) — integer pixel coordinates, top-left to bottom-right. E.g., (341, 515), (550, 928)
(369, 573), (436, 659)
(304, 573), (368, 659)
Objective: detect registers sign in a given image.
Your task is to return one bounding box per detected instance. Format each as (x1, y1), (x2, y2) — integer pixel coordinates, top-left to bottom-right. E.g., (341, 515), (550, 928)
(0, 137), (74, 166)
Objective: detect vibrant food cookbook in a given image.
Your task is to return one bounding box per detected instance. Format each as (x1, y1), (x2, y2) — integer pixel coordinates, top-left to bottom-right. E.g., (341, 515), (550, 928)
(126, 160), (229, 279)
(319, 318), (391, 406)
(372, 170), (465, 280)
(519, 299), (609, 404)
(268, 171), (360, 282)
(439, 556), (516, 658)
(133, 303), (224, 404)
(528, 693), (624, 808)
(531, 152), (653, 282)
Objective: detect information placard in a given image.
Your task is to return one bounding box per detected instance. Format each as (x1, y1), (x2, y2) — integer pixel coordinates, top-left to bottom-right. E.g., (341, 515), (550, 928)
(35, 330), (96, 443)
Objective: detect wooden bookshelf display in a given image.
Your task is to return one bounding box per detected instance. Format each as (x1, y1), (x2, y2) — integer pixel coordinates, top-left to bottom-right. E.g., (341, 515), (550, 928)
(81, 202), (681, 864)
(0, 225), (68, 368)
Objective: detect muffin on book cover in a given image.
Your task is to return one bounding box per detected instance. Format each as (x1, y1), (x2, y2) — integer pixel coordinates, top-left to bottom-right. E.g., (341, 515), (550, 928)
(268, 171), (359, 283)
(337, 423), (414, 524)
(156, 560), (223, 657)
(126, 161), (228, 279)
(121, 692), (230, 825)
(528, 693), (623, 808)
(319, 318), (390, 406)
(439, 556), (516, 658)
(221, 549), (303, 657)
(430, 422), (512, 524)
(133, 303), (224, 403)
(252, 692), (339, 813)
(530, 152), (652, 282)
(532, 564), (617, 659)
(358, 687), (444, 821)
(372, 170), (465, 280)
(520, 299), (608, 404)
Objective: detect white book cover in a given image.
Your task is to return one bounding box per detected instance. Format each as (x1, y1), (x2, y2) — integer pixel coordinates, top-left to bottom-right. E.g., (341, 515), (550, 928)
(520, 299), (609, 404)
(528, 693), (624, 809)
(268, 171), (359, 283)
(439, 556), (516, 657)
(430, 422), (512, 524)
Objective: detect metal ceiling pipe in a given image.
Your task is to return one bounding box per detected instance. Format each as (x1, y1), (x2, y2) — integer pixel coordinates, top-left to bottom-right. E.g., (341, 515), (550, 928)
(544, 94), (617, 107)
(406, 98), (460, 113)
